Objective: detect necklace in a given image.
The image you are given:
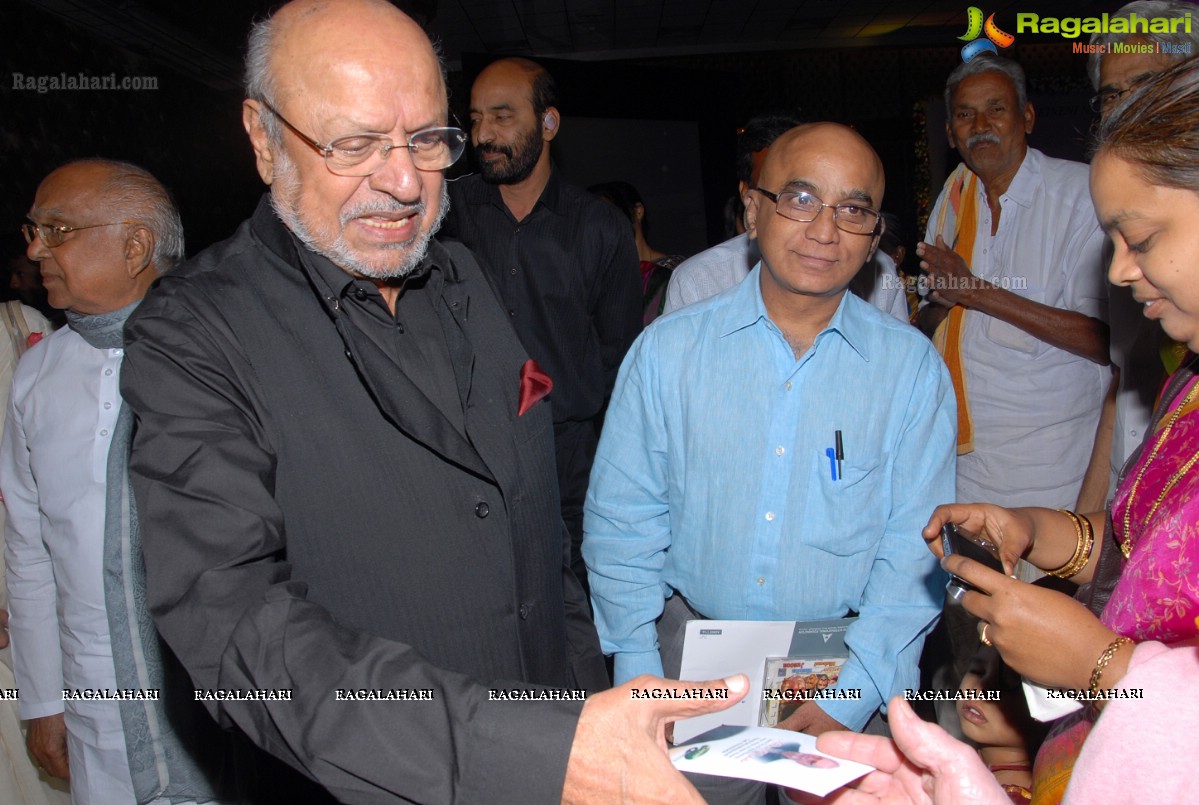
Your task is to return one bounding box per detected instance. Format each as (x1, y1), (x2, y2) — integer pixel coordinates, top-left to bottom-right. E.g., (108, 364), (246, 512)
(1121, 379), (1199, 558)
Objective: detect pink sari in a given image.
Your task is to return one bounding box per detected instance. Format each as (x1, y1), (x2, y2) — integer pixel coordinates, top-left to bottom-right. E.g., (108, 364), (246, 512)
(1032, 366), (1199, 804)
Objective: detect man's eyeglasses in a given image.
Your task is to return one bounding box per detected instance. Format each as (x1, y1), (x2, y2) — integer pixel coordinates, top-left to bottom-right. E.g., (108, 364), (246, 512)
(751, 188), (881, 235)
(21, 220), (136, 249)
(261, 100), (467, 176)
(1090, 75), (1154, 114)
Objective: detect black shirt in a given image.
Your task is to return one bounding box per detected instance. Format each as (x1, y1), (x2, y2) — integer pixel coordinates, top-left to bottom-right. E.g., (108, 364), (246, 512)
(445, 168), (642, 423)
(302, 249), (466, 434)
(123, 199), (606, 804)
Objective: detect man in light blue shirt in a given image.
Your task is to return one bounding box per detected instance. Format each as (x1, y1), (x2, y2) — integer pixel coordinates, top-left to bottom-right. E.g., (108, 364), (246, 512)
(584, 124), (956, 757)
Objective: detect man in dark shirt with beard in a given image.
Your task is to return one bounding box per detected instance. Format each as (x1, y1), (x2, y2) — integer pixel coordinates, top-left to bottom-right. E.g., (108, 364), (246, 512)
(446, 58), (641, 599)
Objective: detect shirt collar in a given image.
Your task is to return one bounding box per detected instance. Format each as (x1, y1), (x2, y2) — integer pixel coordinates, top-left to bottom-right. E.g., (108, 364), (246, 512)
(980, 146), (1041, 210)
(464, 163), (564, 216)
(715, 263), (872, 362)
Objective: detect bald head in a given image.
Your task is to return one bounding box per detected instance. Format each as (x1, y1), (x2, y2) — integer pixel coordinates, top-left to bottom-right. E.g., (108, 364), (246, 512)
(247, 0), (444, 119)
(475, 58), (557, 117)
(758, 123), (885, 205)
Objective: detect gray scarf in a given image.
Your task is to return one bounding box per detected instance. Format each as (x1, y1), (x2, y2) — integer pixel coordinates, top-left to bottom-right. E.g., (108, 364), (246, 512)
(66, 300), (141, 349)
(85, 301), (221, 803)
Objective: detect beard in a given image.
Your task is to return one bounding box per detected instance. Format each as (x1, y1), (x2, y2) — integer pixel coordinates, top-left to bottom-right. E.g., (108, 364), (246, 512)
(271, 149), (449, 280)
(474, 121), (544, 185)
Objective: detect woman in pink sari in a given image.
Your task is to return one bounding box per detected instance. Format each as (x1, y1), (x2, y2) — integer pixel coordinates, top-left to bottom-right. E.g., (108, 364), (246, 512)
(922, 54), (1199, 805)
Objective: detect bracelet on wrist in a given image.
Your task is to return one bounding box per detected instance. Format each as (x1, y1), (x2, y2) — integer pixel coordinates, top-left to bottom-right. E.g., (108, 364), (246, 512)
(1089, 636), (1133, 696)
(1046, 510), (1094, 579)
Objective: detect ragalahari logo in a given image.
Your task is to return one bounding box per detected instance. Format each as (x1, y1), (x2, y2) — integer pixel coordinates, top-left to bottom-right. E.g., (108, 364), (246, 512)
(958, 7), (1016, 62)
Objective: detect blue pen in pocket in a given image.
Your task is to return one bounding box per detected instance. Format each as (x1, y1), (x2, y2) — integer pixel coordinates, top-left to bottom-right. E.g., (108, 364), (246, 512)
(825, 447), (838, 481)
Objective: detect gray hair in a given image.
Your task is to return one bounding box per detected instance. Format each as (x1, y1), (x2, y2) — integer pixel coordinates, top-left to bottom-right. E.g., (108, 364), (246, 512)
(944, 55), (1028, 117)
(72, 159), (185, 273)
(1087, 1), (1199, 89)
(244, 14), (282, 143)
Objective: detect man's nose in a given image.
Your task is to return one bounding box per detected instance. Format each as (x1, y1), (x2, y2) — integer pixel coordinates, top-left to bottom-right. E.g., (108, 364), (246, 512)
(805, 204), (839, 243)
(25, 231), (50, 263)
(367, 146), (423, 201)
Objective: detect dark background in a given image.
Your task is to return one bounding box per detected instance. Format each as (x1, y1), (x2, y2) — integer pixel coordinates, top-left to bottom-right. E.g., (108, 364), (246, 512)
(4, 0), (1146, 263)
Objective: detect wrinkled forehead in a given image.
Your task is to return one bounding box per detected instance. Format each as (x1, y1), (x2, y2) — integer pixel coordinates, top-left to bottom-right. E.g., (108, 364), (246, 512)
(271, 10), (447, 122)
(951, 70), (1019, 107)
(470, 63), (536, 110)
(1098, 46), (1173, 89)
(31, 164), (108, 216)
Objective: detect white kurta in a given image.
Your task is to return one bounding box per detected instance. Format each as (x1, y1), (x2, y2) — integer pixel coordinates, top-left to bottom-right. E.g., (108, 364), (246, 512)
(1, 326), (135, 805)
(926, 148), (1111, 509)
(0, 304), (71, 805)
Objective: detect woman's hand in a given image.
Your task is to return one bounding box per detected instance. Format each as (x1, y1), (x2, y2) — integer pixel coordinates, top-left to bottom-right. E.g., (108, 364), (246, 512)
(922, 504), (1035, 576)
(794, 697), (1010, 805)
(942, 555), (1119, 690)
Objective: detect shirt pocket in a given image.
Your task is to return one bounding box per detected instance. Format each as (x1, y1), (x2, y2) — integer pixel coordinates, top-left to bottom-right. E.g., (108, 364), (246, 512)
(980, 276), (1050, 355)
(803, 451), (887, 557)
(984, 316), (1039, 355)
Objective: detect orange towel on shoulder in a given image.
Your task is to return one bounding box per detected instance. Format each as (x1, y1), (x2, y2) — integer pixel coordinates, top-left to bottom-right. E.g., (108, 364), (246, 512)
(931, 165), (980, 455)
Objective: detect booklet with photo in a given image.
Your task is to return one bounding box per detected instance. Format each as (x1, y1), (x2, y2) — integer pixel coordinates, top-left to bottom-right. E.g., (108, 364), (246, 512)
(760, 654), (848, 728)
(670, 725), (873, 798)
(675, 617), (855, 743)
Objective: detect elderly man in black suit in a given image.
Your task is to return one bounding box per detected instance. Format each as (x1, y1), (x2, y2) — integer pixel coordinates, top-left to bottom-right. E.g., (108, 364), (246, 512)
(120, 0), (743, 803)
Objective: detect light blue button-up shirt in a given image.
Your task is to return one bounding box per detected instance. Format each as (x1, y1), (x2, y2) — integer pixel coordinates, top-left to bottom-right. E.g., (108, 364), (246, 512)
(583, 266), (956, 728)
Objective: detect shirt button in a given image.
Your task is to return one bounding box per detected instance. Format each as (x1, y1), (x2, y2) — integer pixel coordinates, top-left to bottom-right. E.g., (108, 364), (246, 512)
(509, 310), (516, 317)
(775, 446), (785, 456)
(785, 381), (792, 391)
(519, 603), (530, 619)
(757, 577), (766, 586)
(510, 268), (517, 275)
(475, 501), (490, 518)
(103, 402), (112, 410)
(765, 511), (775, 522)
(354, 288), (368, 300)
(104, 369), (114, 376)
(99, 429), (109, 437)
(1131, 430), (1138, 438)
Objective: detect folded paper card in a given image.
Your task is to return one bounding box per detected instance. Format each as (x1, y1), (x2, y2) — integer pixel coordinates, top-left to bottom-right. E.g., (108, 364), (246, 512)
(671, 725), (872, 798)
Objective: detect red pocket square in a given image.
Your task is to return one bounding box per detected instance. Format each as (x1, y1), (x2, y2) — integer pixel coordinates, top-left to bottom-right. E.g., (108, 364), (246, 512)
(518, 359), (553, 416)
(26, 331), (43, 349)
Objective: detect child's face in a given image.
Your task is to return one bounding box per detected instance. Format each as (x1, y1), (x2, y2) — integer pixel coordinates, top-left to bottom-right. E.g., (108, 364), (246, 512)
(957, 652), (1025, 750)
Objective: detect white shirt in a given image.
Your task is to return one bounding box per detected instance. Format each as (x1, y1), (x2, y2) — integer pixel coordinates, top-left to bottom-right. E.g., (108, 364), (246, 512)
(926, 147), (1110, 508)
(858, 251), (910, 323)
(0, 303), (52, 609)
(1, 326), (134, 805)
(662, 232), (758, 314)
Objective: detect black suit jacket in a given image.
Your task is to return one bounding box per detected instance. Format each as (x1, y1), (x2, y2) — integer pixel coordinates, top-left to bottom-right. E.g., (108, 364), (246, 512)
(122, 198), (607, 804)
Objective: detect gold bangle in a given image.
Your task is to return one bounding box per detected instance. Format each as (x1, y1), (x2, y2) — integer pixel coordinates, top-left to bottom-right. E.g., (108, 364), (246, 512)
(1089, 636), (1133, 696)
(1046, 510), (1092, 579)
(1061, 513), (1094, 578)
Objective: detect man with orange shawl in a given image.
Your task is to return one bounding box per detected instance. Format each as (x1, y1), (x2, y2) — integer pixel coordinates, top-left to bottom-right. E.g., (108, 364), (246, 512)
(917, 55), (1109, 516)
